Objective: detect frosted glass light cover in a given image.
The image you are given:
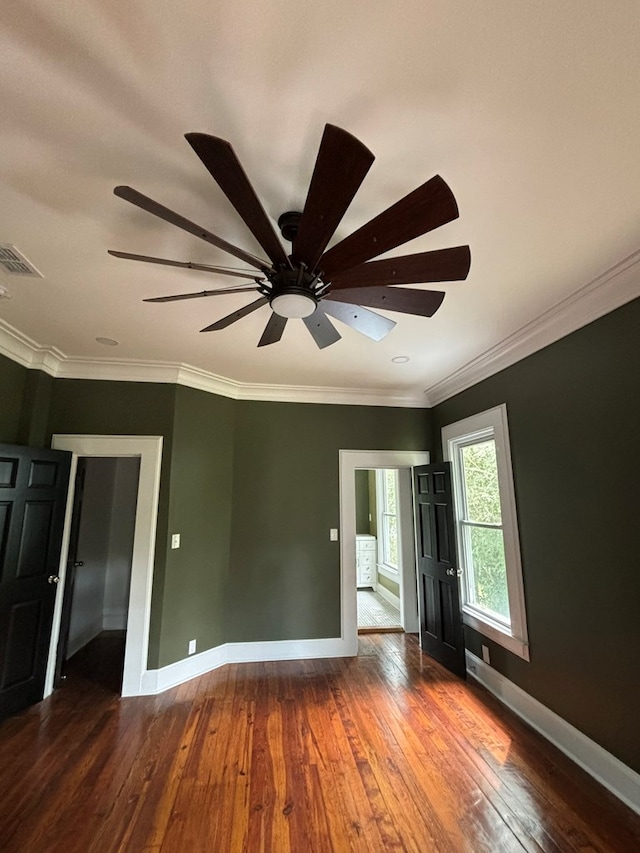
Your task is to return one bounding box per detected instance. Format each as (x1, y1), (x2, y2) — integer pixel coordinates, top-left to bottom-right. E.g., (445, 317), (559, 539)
(271, 293), (316, 318)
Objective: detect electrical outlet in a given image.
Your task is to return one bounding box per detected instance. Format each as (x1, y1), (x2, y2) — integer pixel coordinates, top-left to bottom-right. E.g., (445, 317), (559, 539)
(330, 528), (338, 541)
(188, 639), (196, 655)
(171, 533), (181, 549)
(481, 644), (491, 664)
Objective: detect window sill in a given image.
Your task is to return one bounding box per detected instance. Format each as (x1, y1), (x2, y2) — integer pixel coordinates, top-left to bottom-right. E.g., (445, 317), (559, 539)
(463, 608), (530, 661)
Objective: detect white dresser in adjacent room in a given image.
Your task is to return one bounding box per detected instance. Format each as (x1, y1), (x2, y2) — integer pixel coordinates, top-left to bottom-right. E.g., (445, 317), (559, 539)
(356, 534), (377, 588)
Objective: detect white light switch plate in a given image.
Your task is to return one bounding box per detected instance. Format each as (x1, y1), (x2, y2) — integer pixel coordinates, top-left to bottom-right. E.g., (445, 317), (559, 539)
(330, 528), (338, 541)
(171, 533), (180, 549)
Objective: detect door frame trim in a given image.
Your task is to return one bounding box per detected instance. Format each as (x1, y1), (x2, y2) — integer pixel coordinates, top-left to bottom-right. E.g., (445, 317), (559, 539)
(339, 449), (429, 653)
(46, 435), (163, 697)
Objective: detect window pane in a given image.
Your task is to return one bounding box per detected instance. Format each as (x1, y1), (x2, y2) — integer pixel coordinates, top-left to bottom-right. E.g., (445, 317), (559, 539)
(383, 515), (398, 568)
(384, 469), (397, 514)
(466, 525), (510, 620)
(461, 440), (501, 524)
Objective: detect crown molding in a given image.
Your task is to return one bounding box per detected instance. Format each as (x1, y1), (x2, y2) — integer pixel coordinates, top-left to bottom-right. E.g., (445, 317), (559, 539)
(0, 319), (427, 408)
(425, 248), (640, 406)
(0, 320), (65, 372)
(231, 381), (427, 407)
(2, 248), (638, 409)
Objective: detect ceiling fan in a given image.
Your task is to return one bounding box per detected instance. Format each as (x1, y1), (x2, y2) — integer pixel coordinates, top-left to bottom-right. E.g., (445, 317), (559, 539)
(109, 124), (470, 348)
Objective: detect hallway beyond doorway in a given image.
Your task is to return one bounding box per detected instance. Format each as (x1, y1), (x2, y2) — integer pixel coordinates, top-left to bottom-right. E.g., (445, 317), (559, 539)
(357, 589), (402, 633)
(65, 630), (126, 695)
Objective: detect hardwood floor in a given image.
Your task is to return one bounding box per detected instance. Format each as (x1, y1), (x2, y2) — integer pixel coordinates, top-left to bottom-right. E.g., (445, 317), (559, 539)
(0, 633), (638, 852)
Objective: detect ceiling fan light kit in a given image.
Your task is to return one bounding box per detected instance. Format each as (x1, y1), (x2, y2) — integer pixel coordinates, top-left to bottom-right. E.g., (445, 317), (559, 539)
(110, 124), (471, 349)
(271, 292), (317, 319)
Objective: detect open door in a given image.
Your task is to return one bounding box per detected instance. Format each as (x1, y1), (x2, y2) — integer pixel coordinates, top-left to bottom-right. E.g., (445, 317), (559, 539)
(413, 462), (466, 678)
(0, 443), (71, 719)
(53, 457), (87, 687)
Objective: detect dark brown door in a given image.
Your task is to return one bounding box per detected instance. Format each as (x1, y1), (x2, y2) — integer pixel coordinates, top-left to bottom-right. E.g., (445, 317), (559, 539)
(413, 463), (465, 678)
(0, 443), (72, 720)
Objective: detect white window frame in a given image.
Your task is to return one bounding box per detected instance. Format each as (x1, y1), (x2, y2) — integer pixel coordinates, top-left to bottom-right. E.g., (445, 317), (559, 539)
(375, 469), (400, 580)
(442, 404), (530, 661)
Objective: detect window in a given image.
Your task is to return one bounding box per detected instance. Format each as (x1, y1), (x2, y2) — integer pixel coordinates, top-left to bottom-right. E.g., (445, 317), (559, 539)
(442, 405), (529, 660)
(376, 469), (399, 573)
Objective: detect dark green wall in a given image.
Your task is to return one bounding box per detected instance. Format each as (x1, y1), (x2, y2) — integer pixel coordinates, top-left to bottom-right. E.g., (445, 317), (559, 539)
(17, 370), (54, 447)
(4, 373), (237, 668)
(432, 296), (640, 772)
(355, 469), (371, 534)
(0, 353), (27, 443)
(0, 361), (429, 666)
(158, 385), (235, 667)
(377, 573), (400, 598)
(226, 401), (430, 643)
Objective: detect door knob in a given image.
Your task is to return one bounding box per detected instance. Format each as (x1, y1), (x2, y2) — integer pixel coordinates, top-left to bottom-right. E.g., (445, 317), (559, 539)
(47, 575), (60, 584)
(446, 568), (464, 577)
(74, 561), (84, 567)
(446, 568), (455, 576)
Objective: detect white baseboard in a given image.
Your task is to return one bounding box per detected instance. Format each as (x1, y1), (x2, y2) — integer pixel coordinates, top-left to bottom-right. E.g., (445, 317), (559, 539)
(466, 651), (640, 816)
(376, 580), (401, 611)
(137, 636), (351, 697)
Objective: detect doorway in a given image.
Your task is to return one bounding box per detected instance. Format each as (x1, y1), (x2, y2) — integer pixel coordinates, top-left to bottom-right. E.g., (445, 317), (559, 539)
(355, 468), (403, 633)
(58, 456), (140, 693)
(46, 435), (163, 698)
(339, 449), (429, 655)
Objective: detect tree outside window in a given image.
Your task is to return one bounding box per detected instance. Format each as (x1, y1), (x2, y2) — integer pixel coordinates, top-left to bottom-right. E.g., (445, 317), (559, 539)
(377, 469), (398, 571)
(443, 405), (530, 661)
(459, 440), (510, 621)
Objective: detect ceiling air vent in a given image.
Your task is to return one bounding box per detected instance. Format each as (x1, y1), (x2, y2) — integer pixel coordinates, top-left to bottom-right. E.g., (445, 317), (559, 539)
(0, 244), (44, 278)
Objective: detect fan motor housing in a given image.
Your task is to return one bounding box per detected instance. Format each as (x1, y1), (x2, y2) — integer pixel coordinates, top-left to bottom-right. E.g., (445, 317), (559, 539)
(277, 211), (303, 243)
(266, 267), (320, 318)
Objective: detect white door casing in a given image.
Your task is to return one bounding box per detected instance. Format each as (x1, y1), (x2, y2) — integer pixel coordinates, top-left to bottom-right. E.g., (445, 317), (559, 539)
(339, 449), (429, 654)
(47, 435), (163, 697)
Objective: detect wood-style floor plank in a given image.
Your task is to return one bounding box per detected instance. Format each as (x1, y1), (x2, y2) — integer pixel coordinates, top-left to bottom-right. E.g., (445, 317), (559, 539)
(0, 632), (639, 852)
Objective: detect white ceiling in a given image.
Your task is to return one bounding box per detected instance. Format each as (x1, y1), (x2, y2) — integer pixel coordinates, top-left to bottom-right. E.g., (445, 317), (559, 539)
(1, 1), (639, 405)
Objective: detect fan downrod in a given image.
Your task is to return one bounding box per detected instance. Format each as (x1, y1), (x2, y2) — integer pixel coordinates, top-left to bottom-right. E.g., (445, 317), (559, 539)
(264, 211), (323, 318)
(277, 211), (302, 243)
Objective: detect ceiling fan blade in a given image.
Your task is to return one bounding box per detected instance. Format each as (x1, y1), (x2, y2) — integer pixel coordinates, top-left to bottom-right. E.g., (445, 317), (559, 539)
(303, 309), (342, 349)
(107, 250), (261, 280)
(144, 286), (258, 303)
(328, 245), (471, 290)
(200, 296), (269, 332)
(185, 133), (289, 268)
(257, 313), (288, 347)
(328, 286), (445, 317)
(319, 175), (459, 279)
(292, 124), (374, 271)
(322, 300), (396, 341)
(113, 186), (269, 272)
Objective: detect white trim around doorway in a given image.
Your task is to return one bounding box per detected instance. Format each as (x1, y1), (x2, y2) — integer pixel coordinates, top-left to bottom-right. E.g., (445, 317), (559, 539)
(46, 435), (163, 697)
(339, 449), (430, 654)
